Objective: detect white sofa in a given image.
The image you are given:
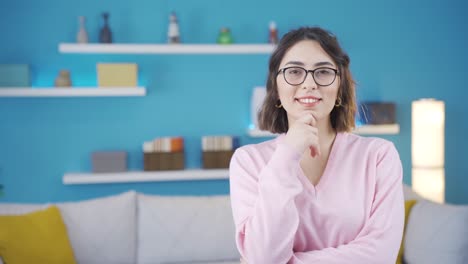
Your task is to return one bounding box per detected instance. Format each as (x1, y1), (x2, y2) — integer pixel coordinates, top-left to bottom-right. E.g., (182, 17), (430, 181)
(0, 191), (240, 264)
(1, 185), (467, 264)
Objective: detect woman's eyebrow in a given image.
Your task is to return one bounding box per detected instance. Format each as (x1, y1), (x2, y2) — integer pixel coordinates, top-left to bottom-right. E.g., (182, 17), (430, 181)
(284, 61), (305, 66)
(284, 61), (335, 67)
(314, 61), (334, 67)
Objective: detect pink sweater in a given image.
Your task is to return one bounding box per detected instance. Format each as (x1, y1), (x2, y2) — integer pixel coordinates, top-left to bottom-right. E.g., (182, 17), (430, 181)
(229, 132), (404, 264)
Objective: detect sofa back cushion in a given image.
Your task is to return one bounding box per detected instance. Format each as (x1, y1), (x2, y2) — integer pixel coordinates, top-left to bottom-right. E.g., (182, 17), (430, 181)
(137, 194), (240, 264)
(404, 200), (468, 264)
(57, 190), (137, 264)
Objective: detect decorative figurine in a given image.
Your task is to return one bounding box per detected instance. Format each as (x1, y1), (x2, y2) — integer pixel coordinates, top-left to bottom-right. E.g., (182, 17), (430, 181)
(269, 21), (278, 44)
(167, 12), (180, 44)
(217, 27), (234, 44)
(99, 12), (113, 43)
(54, 70), (72, 87)
(76, 16), (89, 44)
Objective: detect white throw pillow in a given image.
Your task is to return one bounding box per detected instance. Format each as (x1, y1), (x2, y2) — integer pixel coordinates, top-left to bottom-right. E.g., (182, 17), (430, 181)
(136, 194), (240, 264)
(404, 200), (468, 264)
(57, 190), (137, 264)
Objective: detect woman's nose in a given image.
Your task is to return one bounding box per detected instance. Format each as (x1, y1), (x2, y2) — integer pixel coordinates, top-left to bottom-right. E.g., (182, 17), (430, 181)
(302, 72), (318, 90)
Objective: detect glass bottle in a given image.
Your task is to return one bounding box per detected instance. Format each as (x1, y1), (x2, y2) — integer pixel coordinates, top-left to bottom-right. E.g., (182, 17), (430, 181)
(217, 27), (234, 44)
(99, 12), (113, 43)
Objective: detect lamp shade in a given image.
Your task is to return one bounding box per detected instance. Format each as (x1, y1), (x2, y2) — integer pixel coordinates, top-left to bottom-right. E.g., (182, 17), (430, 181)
(411, 99), (445, 168)
(412, 168), (445, 203)
(411, 98), (445, 203)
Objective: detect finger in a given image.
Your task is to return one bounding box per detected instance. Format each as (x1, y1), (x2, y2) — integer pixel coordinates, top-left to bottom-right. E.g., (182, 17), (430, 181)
(297, 113), (315, 126)
(309, 114), (317, 127)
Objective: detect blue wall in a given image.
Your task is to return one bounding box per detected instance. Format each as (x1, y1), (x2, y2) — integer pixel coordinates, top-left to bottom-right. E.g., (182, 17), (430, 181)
(1, 0), (467, 204)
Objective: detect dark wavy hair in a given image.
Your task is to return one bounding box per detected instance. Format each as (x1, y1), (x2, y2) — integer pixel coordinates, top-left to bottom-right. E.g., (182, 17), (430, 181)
(258, 26), (356, 133)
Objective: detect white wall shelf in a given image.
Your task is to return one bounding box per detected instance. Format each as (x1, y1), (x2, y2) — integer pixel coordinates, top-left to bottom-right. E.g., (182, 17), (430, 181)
(248, 124), (400, 137)
(59, 43), (276, 54)
(63, 169), (229, 185)
(247, 128), (278, 137)
(353, 124), (400, 135)
(0, 87), (146, 97)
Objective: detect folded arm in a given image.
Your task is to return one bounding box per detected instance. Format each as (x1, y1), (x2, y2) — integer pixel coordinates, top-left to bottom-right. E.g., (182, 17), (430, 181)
(229, 143), (304, 264)
(290, 143), (405, 264)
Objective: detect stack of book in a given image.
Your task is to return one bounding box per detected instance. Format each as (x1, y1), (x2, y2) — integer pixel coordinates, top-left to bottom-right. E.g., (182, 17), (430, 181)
(201, 136), (239, 169)
(142, 137), (184, 171)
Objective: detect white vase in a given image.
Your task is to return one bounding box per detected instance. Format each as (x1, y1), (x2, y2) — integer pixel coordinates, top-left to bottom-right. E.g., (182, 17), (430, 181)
(77, 16), (89, 44)
(250, 86), (266, 129)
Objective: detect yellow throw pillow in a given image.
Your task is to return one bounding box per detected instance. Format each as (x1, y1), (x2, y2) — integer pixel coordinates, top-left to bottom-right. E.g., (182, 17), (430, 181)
(396, 200), (418, 264)
(0, 205), (77, 264)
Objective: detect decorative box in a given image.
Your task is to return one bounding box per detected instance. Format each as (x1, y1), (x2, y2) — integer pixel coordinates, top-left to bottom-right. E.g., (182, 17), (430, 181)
(92, 151), (127, 173)
(202, 150), (234, 169)
(0, 64), (30, 87)
(358, 102), (396, 125)
(144, 152), (185, 171)
(97, 63), (137, 87)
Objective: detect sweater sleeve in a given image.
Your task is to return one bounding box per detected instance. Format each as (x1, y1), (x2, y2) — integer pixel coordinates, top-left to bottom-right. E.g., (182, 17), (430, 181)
(289, 142), (405, 264)
(229, 143), (305, 264)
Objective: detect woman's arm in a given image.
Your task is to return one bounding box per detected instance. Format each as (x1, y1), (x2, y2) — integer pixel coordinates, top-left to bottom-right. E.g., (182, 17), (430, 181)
(289, 142), (405, 264)
(229, 143), (304, 264)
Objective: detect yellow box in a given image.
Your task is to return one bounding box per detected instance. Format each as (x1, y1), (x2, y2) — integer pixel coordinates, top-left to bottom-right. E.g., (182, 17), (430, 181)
(97, 63), (138, 87)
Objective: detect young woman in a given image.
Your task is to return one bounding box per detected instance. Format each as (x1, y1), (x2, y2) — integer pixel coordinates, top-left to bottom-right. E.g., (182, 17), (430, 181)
(229, 27), (404, 264)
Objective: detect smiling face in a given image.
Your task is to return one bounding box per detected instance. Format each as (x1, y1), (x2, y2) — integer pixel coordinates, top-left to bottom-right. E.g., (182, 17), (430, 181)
(276, 40), (340, 127)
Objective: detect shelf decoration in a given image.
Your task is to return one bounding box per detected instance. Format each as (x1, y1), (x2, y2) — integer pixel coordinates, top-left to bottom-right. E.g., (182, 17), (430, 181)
(54, 69), (72, 87)
(251, 86), (266, 130)
(202, 135), (239, 169)
(77, 16), (89, 43)
(99, 12), (112, 43)
(269, 21), (279, 44)
(97, 63), (138, 87)
(167, 12), (180, 44)
(358, 101), (396, 125)
(0, 64), (30, 87)
(217, 27), (234, 44)
(92, 151), (128, 173)
(143, 137), (185, 171)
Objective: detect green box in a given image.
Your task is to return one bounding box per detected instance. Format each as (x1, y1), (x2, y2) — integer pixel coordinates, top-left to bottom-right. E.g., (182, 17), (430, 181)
(0, 64), (31, 87)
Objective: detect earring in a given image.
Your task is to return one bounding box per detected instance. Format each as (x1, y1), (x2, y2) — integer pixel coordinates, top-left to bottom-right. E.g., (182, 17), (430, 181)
(335, 98), (342, 107)
(275, 102), (283, 108)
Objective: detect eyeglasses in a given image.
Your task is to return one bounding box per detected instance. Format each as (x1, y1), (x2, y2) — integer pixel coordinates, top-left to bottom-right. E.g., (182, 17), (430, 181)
(277, 66), (339, 86)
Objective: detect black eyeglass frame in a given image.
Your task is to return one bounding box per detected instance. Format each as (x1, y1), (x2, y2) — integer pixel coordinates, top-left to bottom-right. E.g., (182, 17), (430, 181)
(276, 66), (340, 86)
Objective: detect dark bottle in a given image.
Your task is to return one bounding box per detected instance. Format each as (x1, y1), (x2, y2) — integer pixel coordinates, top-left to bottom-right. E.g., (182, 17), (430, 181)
(99, 12), (113, 43)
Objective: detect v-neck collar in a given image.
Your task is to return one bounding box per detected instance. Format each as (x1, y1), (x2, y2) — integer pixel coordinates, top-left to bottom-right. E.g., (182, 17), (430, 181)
(276, 132), (345, 197)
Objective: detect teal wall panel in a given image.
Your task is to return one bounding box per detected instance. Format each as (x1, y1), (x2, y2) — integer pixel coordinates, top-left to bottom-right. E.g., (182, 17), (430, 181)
(0, 0), (467, 203)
